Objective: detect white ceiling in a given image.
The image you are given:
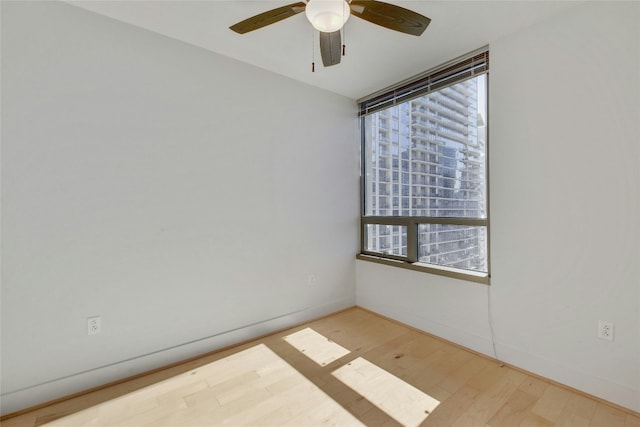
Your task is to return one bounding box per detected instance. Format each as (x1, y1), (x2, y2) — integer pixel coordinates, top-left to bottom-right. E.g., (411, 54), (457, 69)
(66, 0), (580, 100)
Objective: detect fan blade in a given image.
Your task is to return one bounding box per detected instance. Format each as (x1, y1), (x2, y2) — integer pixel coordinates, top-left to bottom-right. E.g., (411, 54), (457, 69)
(349, 0), (430, 36)
(230, 2), (306, 34)
(319, 31), (342, 67)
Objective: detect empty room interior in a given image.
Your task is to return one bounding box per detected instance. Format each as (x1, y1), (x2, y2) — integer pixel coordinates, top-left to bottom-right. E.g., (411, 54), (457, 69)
(1, 1), (639, 426)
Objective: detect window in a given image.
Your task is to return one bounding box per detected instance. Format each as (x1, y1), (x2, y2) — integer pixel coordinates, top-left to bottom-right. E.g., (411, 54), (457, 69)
(358, 49), (489, 283)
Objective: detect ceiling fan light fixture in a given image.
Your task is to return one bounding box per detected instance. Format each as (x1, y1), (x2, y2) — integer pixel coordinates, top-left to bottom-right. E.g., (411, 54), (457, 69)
(305, 0), (350, 33)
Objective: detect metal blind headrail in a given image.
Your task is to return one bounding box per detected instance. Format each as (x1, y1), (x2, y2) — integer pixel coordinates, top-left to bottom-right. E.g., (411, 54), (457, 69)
(359, 49), (489, 116)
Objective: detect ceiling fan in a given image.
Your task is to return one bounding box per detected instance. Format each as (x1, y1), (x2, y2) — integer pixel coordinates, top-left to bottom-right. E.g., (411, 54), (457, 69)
(229, 0), (431, 68)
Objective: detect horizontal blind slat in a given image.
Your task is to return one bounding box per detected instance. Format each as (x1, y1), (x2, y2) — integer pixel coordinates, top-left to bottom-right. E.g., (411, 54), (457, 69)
(359, 49), (488, 116)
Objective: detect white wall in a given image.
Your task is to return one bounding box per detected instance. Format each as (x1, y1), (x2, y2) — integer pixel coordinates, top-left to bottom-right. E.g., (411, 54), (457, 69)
(1, 1), (358, 414)
(357, 1), (640, 412)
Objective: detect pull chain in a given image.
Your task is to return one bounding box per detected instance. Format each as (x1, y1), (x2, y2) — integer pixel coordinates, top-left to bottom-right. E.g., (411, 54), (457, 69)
(342, 5), (346, 56)
(311, 27), (315, 72)
(342, 26), (346, 56)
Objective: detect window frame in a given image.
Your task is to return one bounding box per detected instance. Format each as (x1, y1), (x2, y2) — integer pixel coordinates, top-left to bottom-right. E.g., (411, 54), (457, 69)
(357, 48), (491, 285)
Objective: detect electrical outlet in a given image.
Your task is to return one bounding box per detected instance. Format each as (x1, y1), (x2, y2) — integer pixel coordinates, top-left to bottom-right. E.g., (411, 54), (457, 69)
(308, 275), (316, 286)
(598, 320), (613, 341)
(87, 316), (101, 335)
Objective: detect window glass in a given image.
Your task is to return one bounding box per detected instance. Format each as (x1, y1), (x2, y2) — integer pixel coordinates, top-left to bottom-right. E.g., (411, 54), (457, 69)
(364, 75), (487, 219)
(418, 224), (488, 273)
(364, 225), (407, 257)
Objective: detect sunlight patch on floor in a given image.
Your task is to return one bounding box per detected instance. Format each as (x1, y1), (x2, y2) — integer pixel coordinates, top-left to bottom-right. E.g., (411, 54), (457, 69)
(332, 357), (440, 427)
(283, 327), (350, 366)
(42, 344), (364, 426)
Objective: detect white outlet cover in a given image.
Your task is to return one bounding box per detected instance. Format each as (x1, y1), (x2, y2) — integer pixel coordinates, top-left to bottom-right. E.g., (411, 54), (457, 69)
(598, 320), (614, 341)
(87, 316), (101, 335)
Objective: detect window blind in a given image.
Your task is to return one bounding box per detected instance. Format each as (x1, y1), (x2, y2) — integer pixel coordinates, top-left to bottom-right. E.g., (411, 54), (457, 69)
(358, 48), (489, 116)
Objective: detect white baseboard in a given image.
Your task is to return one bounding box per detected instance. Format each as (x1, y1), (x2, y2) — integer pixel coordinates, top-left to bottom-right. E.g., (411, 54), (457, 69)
(356, 303), (497, 359)
(495, 343), (640, 414)
(358, 302), (640, 414)
(0, 297), (355, 416)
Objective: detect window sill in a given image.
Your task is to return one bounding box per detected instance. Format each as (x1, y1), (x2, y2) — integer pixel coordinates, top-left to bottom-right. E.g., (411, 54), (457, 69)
(356, 254), (490, 285)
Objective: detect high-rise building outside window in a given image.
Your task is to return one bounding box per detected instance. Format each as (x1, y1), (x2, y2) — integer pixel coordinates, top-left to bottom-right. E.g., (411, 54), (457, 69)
(359, 49), (489, 283)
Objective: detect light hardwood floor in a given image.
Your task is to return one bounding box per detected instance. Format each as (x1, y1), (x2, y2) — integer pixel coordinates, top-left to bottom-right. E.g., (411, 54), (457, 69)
(2, 307), (639, 426)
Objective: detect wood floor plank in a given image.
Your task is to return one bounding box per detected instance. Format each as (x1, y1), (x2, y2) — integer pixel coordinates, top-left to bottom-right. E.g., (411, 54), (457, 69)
(333, 357), (439, 427)
(346, 394), (378, 418)
(558, 413), (596, 427)
(556, 393), (599, 426)
(423, 346), (475, 387)
(518, 377), (550, 399)
(420, 384), (480, 427)
(358, 405), (397, 427)
(589, 403), (629, 427)
(279, 396), (364, 427)
(485, 376), (552, 427)
(220, 382), (320, 426)
(436, 353), (491, 395)
(518, 413), (556, 427)
(450, 368), (526, 427)
(626, 414), (640, 426)
(530, 383), (573, 423)
(282, 327), (351, 366)
(463, 361), (509, 391)
(486, 389), (540, 426)
(3, 307), (637, 427)
(241, 382), (328, 425)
